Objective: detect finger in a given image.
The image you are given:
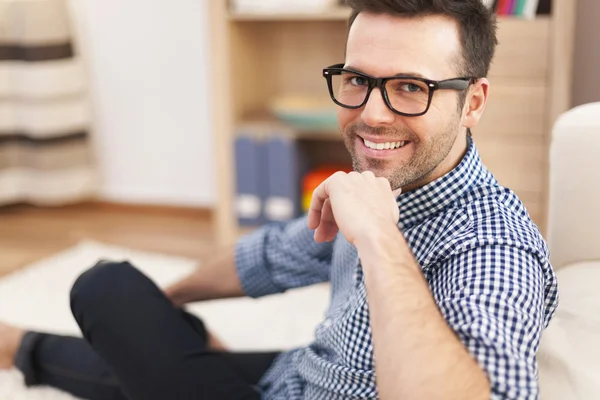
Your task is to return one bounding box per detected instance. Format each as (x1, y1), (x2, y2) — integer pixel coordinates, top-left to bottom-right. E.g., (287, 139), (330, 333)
(374, 176), (401, 197)
(376, 176), (390, 189)
(320, 199), (339, 242)
(307, 172), (344, 230)
(307, 181), (329, 230)
(314, 199), (339, 243)
(392, 190), (401, 222)
(361, 170), (375, 178)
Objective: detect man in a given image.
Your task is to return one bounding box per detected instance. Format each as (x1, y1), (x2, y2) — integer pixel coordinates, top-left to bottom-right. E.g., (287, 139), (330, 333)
(0, 0), (557, 399)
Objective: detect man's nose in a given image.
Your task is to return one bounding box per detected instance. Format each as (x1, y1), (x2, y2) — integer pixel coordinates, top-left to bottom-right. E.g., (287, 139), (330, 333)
(361, 87), (396, 127)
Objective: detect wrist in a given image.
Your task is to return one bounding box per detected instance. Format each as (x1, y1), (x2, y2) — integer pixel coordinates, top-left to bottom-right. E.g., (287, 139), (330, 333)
(354, 222), (403, 261)
(355, 222), (422, 276)
(355, 220), (401, 248)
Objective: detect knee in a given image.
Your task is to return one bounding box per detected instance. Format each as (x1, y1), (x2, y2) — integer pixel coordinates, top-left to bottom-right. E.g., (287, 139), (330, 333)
(70, 261), (140, 322)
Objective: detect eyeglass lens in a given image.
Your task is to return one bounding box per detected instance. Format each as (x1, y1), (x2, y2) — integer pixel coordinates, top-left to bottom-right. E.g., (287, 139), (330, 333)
(331, 72), (431, 115)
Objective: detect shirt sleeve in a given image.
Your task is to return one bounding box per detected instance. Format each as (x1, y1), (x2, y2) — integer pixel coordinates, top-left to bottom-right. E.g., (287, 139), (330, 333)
(432, 244), (554, 400)
(235, 216), (334, 298)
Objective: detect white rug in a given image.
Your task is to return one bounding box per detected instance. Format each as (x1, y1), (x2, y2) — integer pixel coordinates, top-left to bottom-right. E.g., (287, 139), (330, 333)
(0, 240), (330, 399)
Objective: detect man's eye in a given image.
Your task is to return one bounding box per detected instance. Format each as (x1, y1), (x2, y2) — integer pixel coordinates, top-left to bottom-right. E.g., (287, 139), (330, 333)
(348, 76), (368, 86)
(400, 83), (422, 93)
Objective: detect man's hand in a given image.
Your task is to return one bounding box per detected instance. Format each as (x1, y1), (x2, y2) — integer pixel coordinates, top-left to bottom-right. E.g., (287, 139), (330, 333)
(307, 171), (402, 245)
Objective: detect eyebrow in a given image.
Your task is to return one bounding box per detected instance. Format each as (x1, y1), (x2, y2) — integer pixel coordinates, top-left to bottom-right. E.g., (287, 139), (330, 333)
(344, 65), (428, 79)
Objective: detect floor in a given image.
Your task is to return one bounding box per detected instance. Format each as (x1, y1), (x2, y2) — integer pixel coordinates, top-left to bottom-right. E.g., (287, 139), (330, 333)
(0, 203), (331, 400)
(0, 203), (215, 278)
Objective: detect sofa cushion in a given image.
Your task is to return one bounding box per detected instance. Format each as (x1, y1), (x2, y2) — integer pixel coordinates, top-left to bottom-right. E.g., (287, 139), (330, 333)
(547, 102), (600, 270)
(538, 261), (600, 399)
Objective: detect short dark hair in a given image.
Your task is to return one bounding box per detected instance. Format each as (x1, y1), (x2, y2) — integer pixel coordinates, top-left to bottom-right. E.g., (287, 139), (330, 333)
(346, 0), (498, 79)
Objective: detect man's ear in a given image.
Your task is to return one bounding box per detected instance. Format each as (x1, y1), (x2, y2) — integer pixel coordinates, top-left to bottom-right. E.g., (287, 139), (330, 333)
(462, 78), (490, 129)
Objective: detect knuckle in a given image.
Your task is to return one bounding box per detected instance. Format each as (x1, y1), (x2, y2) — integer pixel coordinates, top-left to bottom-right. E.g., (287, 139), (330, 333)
(377, 176), (391, 186)
(331, 171), (347, 180)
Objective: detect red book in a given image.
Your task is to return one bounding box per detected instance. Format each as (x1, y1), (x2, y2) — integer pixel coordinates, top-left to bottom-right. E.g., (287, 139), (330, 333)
(507, 0), (517, 14)
(497, 0), (509, 14)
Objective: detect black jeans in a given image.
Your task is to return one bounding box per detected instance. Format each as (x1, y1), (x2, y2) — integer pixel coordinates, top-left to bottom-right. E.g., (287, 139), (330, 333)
(14, 261), (280, 400)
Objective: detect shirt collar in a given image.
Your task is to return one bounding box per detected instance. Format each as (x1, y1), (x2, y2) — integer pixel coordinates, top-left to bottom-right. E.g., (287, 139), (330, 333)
(396, 135), (492, 231)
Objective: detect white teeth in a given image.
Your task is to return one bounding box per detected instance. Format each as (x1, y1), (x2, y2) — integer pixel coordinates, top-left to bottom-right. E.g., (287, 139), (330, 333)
(364, 139), (408, 150)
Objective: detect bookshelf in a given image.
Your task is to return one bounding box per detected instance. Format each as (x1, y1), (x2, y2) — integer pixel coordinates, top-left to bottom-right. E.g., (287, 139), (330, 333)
(228, 6), (352, 21)
(209, 0), (577, 246)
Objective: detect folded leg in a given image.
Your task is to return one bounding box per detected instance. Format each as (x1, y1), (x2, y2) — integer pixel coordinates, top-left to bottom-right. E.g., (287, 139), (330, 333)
(69, 261), (279, 400)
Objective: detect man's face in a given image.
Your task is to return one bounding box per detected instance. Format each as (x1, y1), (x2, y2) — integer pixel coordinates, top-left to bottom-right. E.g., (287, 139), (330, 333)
(339, 13), (470, 192)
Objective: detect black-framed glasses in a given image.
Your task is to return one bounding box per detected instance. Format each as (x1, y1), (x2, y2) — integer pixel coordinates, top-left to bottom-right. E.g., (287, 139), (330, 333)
(322, 63), (477, 117)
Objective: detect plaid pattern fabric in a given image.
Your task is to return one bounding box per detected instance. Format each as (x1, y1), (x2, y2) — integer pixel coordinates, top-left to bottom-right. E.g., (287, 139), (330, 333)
(236, 136), (558, 399)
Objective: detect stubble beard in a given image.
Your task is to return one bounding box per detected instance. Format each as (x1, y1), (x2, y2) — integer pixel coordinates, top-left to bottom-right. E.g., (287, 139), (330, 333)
(342, 118), (461, 191)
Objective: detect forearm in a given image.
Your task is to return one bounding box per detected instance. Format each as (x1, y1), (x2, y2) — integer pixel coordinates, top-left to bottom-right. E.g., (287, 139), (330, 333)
(164, 246), (245, 307)
(357, 227), (490, 400)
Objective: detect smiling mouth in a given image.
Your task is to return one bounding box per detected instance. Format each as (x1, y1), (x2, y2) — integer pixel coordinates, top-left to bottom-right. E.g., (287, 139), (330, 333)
(361, 137), (410, 150)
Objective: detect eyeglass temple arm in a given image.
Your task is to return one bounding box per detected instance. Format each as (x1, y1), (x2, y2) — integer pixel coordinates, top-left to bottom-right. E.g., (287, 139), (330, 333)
(437, 78), (476, 90)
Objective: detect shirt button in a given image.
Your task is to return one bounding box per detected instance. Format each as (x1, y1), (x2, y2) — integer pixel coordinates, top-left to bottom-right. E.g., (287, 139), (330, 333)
(322, 318), (333, 328)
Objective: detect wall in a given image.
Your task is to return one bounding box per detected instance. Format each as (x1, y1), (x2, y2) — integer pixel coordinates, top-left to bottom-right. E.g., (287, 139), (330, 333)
(572, 0), (600, 107)
(63, 0), (597, 209)
(67, 0), (216, 207)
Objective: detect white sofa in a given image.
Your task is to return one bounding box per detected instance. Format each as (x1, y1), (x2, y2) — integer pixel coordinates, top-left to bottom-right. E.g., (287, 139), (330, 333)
(538, 102), (600, 400)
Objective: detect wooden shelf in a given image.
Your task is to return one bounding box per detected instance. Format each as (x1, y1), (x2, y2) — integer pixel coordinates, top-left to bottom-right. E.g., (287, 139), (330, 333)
(229, 6), (352, 21)
(248, 128), (341, 141)
(228, 7), (551, 23)
(236, 111), (341, 141)
(211, 0), (578, 245)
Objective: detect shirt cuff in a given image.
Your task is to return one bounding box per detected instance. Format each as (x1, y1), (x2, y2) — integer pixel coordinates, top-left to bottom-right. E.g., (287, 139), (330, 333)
(235, 226), (284, 298)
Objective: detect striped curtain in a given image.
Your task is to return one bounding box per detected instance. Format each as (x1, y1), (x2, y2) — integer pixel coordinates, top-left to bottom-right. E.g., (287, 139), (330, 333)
(0, 0), (98, 206)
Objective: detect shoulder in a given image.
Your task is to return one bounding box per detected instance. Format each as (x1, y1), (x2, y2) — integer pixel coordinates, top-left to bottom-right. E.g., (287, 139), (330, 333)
(455, 183), (548, 257)
(413, 182), (549, 267)
(429, 182), (559, 328)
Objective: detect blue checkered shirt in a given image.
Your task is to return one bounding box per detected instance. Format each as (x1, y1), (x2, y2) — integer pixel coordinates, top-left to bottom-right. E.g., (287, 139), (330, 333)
(235, 136), (558, 399)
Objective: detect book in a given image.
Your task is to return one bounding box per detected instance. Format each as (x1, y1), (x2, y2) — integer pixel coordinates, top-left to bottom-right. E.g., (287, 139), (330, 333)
(515, 0), (528, 16)
(263, 135), (305, 222)
(537, 0), (551, 15)
(497, 0), (510, 14)
(234, 134), (267, 226)
(523, 0), (541, 19)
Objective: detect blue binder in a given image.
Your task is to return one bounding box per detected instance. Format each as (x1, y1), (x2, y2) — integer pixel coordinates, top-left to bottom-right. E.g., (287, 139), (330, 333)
(234, 135), (266, 226)
(263, 135), (304, 222)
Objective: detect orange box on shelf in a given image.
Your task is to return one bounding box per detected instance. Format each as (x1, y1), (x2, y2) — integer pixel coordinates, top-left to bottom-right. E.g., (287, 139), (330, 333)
(302, 165), (353, 212)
